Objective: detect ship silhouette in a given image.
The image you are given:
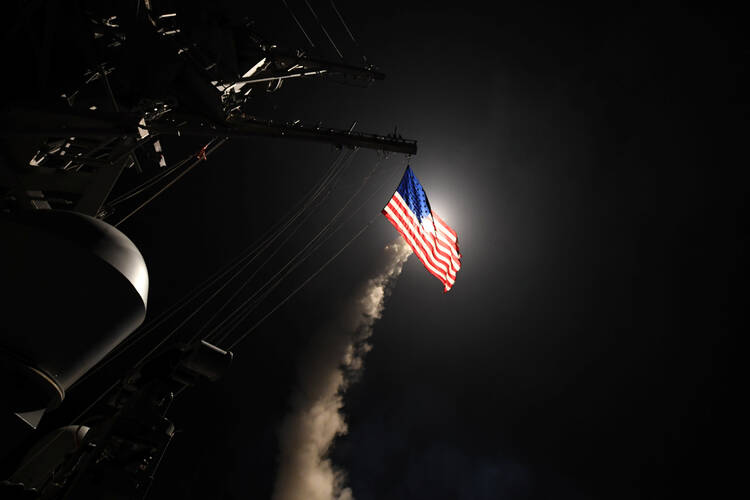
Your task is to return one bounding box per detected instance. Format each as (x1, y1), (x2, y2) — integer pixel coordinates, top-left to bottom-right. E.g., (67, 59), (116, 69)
(0, 2), (415, 497)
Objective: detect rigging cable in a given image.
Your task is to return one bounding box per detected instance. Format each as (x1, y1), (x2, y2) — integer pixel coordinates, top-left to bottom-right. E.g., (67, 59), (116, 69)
(179, 147), (356, 346)
(178, 148), (354, 347)
(38, 156), (400, 490)
(304, 0), (344, 60)
(107, 154), (193, 207)
(221, 158), (407, 350)
(209, 153), (393, 346)
(68, 212), (283, 390)
(329, 0), (366, 63)
(34, 144), (350, 482)
(203, 148), (361, 343)
(187, 174), (335, 344)
(211, 152), (399, 347)
(127, 148), (356, 369)
(114, 138), (228, 227)
(72, 148), (352, 389)
(227, 218), (375, 351)
(211, 170), (386, 347)
(281, 0), (316, 49)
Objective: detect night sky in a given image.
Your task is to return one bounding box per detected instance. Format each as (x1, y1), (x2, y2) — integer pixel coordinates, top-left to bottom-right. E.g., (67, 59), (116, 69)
(25, 2), (742, 499)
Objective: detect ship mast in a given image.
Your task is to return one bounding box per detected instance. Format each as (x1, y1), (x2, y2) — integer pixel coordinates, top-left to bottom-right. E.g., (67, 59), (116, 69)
(0, 2), (416, 218)
(0, 3), (415, 496)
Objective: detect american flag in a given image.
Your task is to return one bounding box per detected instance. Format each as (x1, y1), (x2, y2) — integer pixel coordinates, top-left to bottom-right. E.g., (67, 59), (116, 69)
(382, 166), (462, 292)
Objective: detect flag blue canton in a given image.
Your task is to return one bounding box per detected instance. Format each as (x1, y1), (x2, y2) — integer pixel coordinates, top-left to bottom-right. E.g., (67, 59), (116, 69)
(395, 166), (432, 224)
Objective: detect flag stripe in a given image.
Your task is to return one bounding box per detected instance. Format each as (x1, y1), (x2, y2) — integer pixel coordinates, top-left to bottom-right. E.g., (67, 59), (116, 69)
(392, 196), (460, 279)
(383, 203), (454, 284)
(384, 204), (455, 286)
(386, 198), (455, 281)
(392, 193), (456, 270)
(382, 209), (453, 287)
(433, 213), (458, 240)
(382, 166), (461, 292)
(390, 196), (450, 272)
(434, 230), (461, 272)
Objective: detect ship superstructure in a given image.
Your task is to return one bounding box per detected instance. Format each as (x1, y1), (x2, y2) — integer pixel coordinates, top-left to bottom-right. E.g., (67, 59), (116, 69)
(0, 2), (416, 497)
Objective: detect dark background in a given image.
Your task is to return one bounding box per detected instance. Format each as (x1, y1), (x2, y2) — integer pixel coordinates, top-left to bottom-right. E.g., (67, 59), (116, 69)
(27, 2), (745, 499)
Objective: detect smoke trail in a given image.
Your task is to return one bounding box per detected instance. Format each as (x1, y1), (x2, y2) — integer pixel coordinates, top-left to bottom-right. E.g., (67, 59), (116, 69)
(272, 239), (412, 500)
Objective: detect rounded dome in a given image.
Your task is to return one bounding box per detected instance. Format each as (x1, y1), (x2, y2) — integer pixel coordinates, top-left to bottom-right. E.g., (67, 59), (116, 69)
(0, 210), (149, 412)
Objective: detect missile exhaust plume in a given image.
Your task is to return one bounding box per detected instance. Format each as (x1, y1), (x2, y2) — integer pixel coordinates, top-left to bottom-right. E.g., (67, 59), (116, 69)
(272, 239), (412, 500)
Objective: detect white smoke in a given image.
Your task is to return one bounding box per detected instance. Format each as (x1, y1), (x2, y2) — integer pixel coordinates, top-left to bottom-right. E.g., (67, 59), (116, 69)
(272, 239), (413, 500)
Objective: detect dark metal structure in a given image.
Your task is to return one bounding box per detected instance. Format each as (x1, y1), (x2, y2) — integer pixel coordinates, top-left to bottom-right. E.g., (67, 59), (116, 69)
(0, 0), (415, 218)
(0, 1), (416, 497)
(0, 210), (149, 417)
